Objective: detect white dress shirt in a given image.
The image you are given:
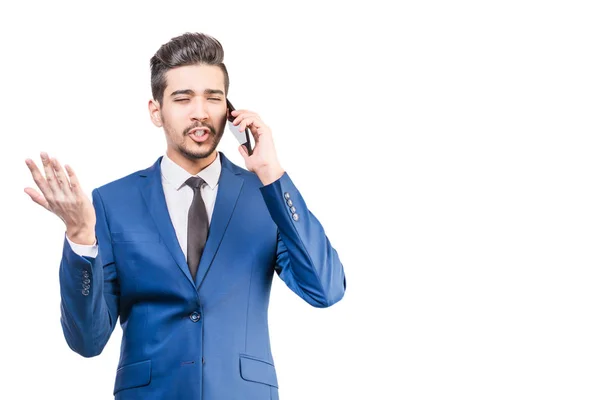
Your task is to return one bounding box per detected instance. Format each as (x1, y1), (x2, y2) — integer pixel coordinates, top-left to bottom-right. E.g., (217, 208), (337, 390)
(67, 153), (221, 260)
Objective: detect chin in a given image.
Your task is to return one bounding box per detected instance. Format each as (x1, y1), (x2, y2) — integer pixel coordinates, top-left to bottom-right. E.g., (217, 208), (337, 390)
(179, 142), (216, 160)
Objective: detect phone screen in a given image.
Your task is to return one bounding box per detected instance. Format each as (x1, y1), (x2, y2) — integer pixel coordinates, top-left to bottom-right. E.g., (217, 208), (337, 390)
(226, 99), (253, 155)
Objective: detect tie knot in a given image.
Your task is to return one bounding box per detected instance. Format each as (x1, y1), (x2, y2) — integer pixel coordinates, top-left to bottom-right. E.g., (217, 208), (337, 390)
(185, 176), (206, 190)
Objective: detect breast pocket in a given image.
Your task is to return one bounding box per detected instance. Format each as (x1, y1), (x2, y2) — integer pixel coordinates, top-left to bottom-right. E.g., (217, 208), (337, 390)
(112, 230), (162, 260)
(112, 231), (161, 243)
(111, 231), (164, 277)
(111, 230), (176, 293)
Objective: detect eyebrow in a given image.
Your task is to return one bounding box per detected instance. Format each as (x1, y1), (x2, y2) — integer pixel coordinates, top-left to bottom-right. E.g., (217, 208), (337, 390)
(170, 89), (225, 97)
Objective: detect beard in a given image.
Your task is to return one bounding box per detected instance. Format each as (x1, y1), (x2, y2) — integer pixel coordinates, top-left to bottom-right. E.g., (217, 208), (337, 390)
(164, 117), (225, 160)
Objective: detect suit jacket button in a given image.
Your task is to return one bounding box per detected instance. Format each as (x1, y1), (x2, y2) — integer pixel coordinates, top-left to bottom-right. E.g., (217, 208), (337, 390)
(284, 192), (290, 199)
(190, 312), (201, 322)
(292, 213), (299, 221)
(286, 199), (293, 207)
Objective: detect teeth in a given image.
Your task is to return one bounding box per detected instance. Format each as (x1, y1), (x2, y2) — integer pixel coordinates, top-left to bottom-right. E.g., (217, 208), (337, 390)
(194, 131), (205, 136)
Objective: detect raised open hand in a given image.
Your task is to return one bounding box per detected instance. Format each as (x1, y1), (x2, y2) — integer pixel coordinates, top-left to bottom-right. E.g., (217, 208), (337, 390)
(24, 152), (96, 245)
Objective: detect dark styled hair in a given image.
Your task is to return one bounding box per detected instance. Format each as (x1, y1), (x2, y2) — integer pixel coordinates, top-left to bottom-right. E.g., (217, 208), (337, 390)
(150, 32), (229, 105)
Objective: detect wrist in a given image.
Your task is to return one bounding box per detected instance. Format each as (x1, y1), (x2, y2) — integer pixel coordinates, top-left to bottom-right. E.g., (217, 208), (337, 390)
(66, 226), (96, 246)
(256, 165), (285, 186)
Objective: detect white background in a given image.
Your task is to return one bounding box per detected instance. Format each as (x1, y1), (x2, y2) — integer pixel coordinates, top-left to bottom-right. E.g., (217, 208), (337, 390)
(2, 0), (600, 399)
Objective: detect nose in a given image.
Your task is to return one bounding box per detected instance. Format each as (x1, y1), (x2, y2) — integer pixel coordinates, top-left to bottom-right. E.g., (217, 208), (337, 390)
(190, 99), (209, 122)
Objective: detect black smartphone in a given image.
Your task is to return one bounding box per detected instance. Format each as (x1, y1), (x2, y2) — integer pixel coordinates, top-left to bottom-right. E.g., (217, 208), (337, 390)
(226, 99), (253, 156)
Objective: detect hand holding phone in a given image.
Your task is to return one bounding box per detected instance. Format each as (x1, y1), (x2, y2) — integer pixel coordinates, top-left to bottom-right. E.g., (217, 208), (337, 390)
(227, 99), (253, 156)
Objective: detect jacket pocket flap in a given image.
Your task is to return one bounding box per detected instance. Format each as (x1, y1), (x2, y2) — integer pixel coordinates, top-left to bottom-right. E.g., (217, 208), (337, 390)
(114, 359), (151, 394)
(112, 231), (160, 243)
(239, 354), (278, 387)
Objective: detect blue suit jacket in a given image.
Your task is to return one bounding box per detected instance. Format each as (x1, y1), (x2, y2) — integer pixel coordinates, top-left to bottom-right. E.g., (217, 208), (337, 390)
(58, 152), (346, 399)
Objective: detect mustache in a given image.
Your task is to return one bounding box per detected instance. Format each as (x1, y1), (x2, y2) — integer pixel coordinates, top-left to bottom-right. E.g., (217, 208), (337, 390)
(183, 122), (216, 136)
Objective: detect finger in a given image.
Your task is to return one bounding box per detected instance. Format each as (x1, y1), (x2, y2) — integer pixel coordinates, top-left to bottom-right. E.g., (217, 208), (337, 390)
(239, 117), (269, 143)
(238, 115), (264, 132)
(51, 157), (72, 193)
(24, 187), (51, 210)
(232, 111), (258, 126)
(40, 152), (59, 194)
(229, 108), (248, 120)
(241, 119), (261, 141)
(25, 158), (53, 200)
(64, 164), (83, 194)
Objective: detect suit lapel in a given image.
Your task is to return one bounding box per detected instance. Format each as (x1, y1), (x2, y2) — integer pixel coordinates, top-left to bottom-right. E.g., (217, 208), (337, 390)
(195, 153), (244, 289)
(138, 157), (195, 288)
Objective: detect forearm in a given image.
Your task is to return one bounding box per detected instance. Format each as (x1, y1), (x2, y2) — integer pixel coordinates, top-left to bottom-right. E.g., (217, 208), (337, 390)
(59, 236), (117, 357)
(261, 172), (346, 307)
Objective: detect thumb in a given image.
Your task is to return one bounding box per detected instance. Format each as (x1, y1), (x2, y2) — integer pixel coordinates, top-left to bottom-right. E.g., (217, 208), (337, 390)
(24, 187), (51, 211)
(238, 145), (249, 161)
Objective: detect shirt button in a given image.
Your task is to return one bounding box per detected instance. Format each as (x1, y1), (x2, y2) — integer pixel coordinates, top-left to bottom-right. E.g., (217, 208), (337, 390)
(189, 312), (201, 322)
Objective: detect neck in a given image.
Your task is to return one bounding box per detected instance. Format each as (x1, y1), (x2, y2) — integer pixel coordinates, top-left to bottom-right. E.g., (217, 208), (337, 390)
(167, 148), (218, 175)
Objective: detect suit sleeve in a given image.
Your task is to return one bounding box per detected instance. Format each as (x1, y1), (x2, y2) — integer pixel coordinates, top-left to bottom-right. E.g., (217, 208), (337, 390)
(65, 235), (98, 258)
(58, 188), (120, 357)
(260, 172), (346, 308)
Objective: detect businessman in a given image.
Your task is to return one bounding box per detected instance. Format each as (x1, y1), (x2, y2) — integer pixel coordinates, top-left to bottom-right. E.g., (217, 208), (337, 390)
(24, 32), (346, 399)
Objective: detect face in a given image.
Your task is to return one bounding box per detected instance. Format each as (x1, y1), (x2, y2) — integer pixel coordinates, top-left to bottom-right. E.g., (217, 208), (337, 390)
(149, 64), (227, 162)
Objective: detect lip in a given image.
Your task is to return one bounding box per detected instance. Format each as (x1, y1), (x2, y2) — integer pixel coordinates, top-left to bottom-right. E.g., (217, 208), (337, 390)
(188, 127), (210, 143)
(188, 127), (210, 135)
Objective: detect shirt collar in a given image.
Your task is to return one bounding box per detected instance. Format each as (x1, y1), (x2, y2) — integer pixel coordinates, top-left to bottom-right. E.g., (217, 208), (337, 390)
(160, 152), (221, 190)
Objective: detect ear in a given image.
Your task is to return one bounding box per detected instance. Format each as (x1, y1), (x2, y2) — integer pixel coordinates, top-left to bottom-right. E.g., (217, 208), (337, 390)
(148, 99), (163, 127)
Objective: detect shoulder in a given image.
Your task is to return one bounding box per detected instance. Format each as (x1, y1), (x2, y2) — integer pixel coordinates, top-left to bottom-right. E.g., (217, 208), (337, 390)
(93, 156), (162, 198)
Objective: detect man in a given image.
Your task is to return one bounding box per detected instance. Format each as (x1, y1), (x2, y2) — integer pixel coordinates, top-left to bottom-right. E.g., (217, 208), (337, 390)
(24, 32), (346, 399)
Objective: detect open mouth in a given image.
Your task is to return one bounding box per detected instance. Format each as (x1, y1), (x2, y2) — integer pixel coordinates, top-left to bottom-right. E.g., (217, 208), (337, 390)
(188, 127), (210, 142)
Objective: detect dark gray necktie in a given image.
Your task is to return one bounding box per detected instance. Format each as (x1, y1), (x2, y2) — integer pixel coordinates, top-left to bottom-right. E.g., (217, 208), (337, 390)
(185, 176), (209, 280)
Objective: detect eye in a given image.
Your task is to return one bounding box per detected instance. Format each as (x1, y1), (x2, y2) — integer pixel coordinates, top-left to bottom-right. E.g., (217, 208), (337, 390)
(174, 98), (189, 102)
(208, 97), (221, 101)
